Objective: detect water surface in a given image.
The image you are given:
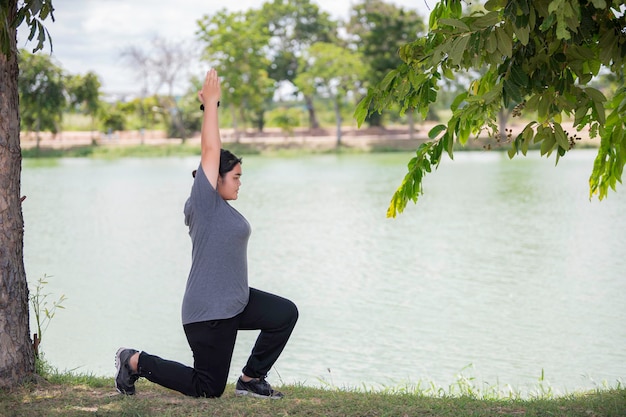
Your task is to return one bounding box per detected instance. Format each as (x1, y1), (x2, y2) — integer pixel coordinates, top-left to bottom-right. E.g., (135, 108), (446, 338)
(22, 150), (626, 395)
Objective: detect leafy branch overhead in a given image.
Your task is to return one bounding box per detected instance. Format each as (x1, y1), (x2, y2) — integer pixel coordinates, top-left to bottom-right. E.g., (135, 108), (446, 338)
(1, 0), (55, 56)
(356, 0), (626, 217)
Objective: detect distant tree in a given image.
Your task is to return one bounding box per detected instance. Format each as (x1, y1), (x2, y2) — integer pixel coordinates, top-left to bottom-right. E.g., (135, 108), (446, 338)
(260, 0), (338, 129)
(66, 71), (101, 141)
(150, 37), (193, 141)
(101, 108), (126, 134)
(347, 0), (425, 127)
(356, 0), (626, 217)
(197, 8), (275, 135)
(268, 106), (302, 135)
(0, 0), (54, 389)
(294, 42), (366, 146)
(176, 76), (204, 136)
(121, 36), (193, 142)
(18, 50), (65, 150)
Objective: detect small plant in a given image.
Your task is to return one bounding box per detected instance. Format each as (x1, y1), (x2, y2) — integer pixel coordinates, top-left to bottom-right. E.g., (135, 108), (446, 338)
(29, 274), (67, 359)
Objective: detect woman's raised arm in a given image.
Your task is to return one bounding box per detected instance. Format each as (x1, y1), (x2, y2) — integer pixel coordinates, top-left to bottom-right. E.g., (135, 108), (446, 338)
(198, 68), (222, 189)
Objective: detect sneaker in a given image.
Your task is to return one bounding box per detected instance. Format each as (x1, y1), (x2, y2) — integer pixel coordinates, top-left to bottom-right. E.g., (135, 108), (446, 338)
(115, 347), (139, 395)
(235, 376), (284, 399)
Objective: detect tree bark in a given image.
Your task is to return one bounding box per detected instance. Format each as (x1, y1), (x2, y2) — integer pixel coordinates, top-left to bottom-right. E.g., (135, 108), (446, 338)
(0, 0), (36, 389)
(304, 95), (319, 130)
(334, 97), (342, 148)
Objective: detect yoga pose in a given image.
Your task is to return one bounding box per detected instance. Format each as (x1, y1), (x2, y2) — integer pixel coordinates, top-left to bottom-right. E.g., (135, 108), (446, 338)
(115, 68), (298, 399)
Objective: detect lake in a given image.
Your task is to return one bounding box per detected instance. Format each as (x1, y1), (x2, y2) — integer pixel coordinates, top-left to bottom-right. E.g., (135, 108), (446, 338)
(21, 149), (626, 396)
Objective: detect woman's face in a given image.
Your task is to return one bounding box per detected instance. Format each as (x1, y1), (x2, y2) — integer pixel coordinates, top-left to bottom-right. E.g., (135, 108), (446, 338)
(217, 163), (242, 200)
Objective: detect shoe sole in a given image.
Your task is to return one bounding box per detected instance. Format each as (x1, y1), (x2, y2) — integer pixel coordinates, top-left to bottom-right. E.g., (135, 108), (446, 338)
(235, 389), (283, 399)
(114, 347), (134, 395)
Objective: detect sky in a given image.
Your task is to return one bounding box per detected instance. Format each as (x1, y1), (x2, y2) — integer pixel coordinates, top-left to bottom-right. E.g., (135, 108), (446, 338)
(17, 0), (435, 96)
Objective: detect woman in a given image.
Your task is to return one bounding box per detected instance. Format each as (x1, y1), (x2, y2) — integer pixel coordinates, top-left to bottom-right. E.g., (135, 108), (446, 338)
(115, 68), (298, 399)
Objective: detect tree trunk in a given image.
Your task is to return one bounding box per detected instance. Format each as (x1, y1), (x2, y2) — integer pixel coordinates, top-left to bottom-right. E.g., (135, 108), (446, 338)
(334, 97), (342, 148)
(253, 109), (265, 133)
(231, 105), (240, 142)
(0, 0), (36, 389)
(304, 95), (319, 130)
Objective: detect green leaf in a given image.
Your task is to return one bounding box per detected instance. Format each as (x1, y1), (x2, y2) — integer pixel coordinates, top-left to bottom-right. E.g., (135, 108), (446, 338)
(444, 132), (454, 159)
(509, 64), (529, 88)
(515, 24), (530, 45)
(592, 100), (606, 125)
(574, 103), (589, 125)
(484, 0), (507, 11)
(495, 27), (512, 57)
(443, 67), (455, 80)
(354, 95), (371, 127)
(539, 13), (555, 31)
(380, 69), (398, 91)
(29, 0), (44, 15)
(525, 94), (539, 112)
(540, 130), (557, 155)
(439, 18), (470, 31)
(585, 87), (607, 104)
(503, 79), (522, 103)
(482, 88), (501, 104)
(451, 0), (463, 16)
(598, 30), (617, 64)
(471, 11), (502, 29)
(507, 145), (517, 159)
(449, 35), (469, 66)
(28, 20), (37, 41)
(428, 124), (447, 139)
(556, 21), (571, 40)
(553, 123), (569, 150)
(485, 30), (498, 54)
(450, 92), (467, 111)
(522, 124), (534, 155)
(538, 95), (550, 119)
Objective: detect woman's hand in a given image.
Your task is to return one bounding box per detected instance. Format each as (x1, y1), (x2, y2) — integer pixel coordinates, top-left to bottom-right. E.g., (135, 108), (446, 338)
(198, 68), (221, 108)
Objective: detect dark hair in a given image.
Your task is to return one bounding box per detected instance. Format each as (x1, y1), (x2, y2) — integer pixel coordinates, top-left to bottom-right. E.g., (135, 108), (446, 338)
(192, 149), (242, 178)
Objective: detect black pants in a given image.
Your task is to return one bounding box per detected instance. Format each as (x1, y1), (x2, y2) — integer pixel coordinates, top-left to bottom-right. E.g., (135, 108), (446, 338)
(136, 288), (298, 397)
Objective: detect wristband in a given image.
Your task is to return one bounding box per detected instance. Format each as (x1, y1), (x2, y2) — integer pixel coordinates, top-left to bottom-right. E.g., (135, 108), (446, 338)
(200, 101), (220, 111)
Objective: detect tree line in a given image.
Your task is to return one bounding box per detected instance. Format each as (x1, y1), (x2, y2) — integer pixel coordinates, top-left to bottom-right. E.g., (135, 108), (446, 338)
(18, 0), (426, 145)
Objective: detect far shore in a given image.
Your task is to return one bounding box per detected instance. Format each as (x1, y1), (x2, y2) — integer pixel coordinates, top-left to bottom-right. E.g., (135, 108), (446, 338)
(20, 121), (600, 153)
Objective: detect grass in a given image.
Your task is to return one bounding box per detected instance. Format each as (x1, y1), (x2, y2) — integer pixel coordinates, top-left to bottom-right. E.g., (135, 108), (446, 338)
(20, 142), (266, 159)
(1, 368), (624, 417)
(19, 140), (379, 160)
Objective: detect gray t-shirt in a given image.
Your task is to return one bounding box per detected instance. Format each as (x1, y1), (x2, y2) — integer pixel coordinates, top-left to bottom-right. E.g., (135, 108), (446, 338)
(181, 164), (251, 325)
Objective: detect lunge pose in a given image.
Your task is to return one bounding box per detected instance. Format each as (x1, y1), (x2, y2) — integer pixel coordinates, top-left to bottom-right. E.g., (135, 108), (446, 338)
(115, 68), (298, 399)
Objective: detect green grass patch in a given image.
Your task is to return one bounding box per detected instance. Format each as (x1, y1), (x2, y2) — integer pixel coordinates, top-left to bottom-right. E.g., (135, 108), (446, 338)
(21, 143), (263, 159)
(1, 374), (624, 417)
(22, 143), (198, 159)
(20, 141), (366, 160)
(1, 363), (624, 417)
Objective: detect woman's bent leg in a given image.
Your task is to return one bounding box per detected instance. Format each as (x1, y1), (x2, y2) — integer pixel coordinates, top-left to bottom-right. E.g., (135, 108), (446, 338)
(137, 318), (238, 398)
(238, 288), (298, 378)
